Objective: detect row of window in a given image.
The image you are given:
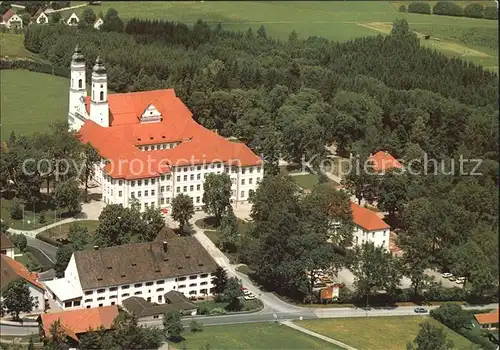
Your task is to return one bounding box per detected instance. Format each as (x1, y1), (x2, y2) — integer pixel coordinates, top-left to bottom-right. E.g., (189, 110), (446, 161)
(141, 143), (177, 151)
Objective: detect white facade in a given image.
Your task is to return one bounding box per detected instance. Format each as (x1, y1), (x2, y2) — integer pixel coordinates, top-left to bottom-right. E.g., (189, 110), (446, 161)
(35, 12), (48, 24)
(89, 62), (109, 127)
(100, 163), (263, 212)
(64, 12), (79, 26)
(28, 283), (45, 313)
(352, 225), (389, 250)
(45, 254), (216, 310)
(93, 18), (103, 29)
(0, 247), (14, 259)
(1, 13), (23, 29)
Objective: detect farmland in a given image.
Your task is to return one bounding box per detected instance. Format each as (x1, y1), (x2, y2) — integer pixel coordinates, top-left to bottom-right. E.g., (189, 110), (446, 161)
(83, 1), (497, 70)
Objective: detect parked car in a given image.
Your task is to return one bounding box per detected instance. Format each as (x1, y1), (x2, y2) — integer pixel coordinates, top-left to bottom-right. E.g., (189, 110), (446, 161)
(414, 307), (428, 313)
(456, 277), (466, 284)
(442, 272), (453, 278)
(448, 276), (456, 282)
(244, 294), (256, 300)
(243, 290), (251, 295)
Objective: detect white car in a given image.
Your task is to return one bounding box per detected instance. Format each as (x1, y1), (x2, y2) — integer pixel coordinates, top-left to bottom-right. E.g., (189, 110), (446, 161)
(243, 290), (251, 296)
(442, 273), (453, 278)
(456, 277), (466, 284)
(244, 294), (256, 300)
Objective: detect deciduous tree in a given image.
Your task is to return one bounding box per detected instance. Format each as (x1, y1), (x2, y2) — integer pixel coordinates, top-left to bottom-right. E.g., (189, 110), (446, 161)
(53, 179), (81, 214)
(163, 311), (183, 340)
(1, 279), (34, 320)
(407, 321), (454, 350)
(171, 193), (194, 233)
(202, 173), (231, 226)
(211, 266), (228, 295)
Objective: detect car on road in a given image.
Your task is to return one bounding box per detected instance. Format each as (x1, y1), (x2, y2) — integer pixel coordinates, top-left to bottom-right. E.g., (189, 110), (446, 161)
(455, 277), (466, 284)
(244, 294), (256, 300)
(448, 276), (457, 282)
(414, 307), (428, 313)
(442, 272), (453, 278)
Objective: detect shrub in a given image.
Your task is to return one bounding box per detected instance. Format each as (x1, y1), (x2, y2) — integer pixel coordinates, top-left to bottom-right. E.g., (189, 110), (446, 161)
(189, 320), (203, 332)
(463, 3), (484, 18)
(10, 201), (23, 220)
(399, 5), (406, 12)
(209, 307), (226, 315)
(197, 306), (209, 315)
(38, 211), (46, 224)
(408, 2), (431, 14)
(433, 1), (463, 16)
(10, 234), (27, 252)
(483, 6), (498, 20)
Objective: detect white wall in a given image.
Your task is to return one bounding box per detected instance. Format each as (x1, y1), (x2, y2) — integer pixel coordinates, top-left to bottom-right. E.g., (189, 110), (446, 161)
(29, 284), (45, 313)
(352, 225), (389, 250)
(1, 248), (15, 259)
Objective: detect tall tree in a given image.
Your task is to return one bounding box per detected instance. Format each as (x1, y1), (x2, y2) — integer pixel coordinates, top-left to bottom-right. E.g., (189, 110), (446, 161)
(342, 156), (377, 205)
(94, 204), (144, 247)
(67, 223), (89, 250)
(53, 179), (81, 214)
(211, 266), (228, 295)
(1, 279), (34, 320)
(407, 321), (454, 350)
(47, 318), (69, 350)
(54, 244), (74, 278)
(377, 169), (408, 218)
(202, 173), (231, 226)
(101, 7), (124, 32)
(81, 7), (97, 26)
(79, 142), (100, 202)
(163, 311), (183, 341)
(140, 206), (165, 241)
(171, 193), (195, 233)
(216, 206), (239, 253)
(222, 277), (243, 311)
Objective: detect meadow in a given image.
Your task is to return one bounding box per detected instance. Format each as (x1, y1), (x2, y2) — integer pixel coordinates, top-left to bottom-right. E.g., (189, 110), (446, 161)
(83, 1), (497, 70)
(296, 316), (476, 350)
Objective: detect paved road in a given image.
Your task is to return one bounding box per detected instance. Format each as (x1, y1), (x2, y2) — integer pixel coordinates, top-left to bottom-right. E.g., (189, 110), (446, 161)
(26, 236), (57, 262)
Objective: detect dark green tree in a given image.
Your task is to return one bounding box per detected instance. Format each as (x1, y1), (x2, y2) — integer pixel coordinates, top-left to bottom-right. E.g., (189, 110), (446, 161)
(82, 7), (97, 26)
(202, 173), (232, 226)
(54, 244), (74, 278)
(222, 277), (243, 311)
(101, 7), (124, 32)
(53, 179), (81, 214)
(407, 321), (454, 350)
(79, 142), (100, 202)
(171, 193), (195, 233)
(10, 201), (22, 220)
(67, 223), (89, 250)
(163, 311), (183, 341)
(141, 206), (165, 241)
(1, 279), (34, 320)
(10, 234), (27, 253)
(216, 206), (239, 253)
(211, 266), (228, 295)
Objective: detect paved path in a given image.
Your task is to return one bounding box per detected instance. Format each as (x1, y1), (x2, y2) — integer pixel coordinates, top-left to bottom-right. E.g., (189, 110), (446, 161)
(282, 320), (357, 350)
(44, 3), (88, 13)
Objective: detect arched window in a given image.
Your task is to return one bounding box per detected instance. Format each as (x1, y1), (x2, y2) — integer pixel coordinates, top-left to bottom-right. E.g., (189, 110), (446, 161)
(100, 91), (104, 101)
(78, 79), (82, 88)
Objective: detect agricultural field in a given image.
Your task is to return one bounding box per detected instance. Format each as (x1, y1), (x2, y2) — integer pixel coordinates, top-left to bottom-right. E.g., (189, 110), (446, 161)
(0, 69), (69, 139)
(84, 1), (497, 70)
(0, 33), (39, 59)
(296, 316), (476, 350)
(176, 322), (340, 349)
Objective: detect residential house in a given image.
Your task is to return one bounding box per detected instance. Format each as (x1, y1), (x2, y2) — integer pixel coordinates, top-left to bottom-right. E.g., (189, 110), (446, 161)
(39, 305), (119, 347)
(44, 235), (219, 310)
(122, 290), (198, 322)
(68, 47), (263, 213)
(474, 309), (499, 331)
(350, 202), (390, 250)
(93, 17), (103, 29)
(1, 255), (46, 313)
(0, 9), (23, 29)
(0, 233), (15, 258)
(368, 151), (403, 173)
(62, 12), (79, 26)
(33, 8), (48, 24)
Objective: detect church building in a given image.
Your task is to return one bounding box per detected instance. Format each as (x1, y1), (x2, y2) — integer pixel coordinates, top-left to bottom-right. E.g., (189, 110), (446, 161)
(68, 46), (263, 212)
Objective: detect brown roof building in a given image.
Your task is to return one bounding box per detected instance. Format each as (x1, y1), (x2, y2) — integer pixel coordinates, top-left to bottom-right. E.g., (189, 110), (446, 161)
(122, 291), (198, 321)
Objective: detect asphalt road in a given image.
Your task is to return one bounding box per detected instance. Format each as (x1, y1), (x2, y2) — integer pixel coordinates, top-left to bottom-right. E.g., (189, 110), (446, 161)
(26, 236), (57, 263)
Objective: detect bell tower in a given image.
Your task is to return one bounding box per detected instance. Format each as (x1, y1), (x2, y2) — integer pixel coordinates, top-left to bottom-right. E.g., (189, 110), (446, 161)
(90, 56), (109, 127)
(68, 45), (87, 131)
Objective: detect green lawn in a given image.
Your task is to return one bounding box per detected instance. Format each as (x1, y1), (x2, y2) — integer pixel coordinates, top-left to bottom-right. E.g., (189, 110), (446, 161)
(292, 174), (339, 190)
(37, 220), (99, 240)
(176, 322), (340, 349)
(14, 251), (42, 270)
(195, 216), (250, 233)
(0, 69), (69, 140)
(0, 197), (62, 230)
(84, 1), (497, 70)
(296, 316), (476, 350)
(0, 33), (38, 59)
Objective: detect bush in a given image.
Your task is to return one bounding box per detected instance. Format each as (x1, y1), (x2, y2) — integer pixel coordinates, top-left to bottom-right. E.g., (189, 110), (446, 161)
(433, 1), (463, 16)
(10, 201), (23, 220)
(189, 320), (203, 332)
(483, 6), (498, 20)
(209, 307), (226, 315)
(408, 2), (431, 14)
(463, 3), (484, 18)
(197, 306), (209, 315)
(38, 211), (46, 224)
(35, 232), (62, 247)
(10, 234), (27, 252)
(399, 5), (406, 12)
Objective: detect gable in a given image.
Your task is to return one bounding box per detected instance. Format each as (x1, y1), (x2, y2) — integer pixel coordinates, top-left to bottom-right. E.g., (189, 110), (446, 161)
(140, 103), (162, 123)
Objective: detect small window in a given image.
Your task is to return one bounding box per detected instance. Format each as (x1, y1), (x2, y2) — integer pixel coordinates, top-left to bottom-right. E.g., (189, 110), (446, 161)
(138, 191), (142, 197)
(109, 295), (117, 299)
(196, 197), (200, 203)
(190, 185), (194, 191)
(84, 299), (92, 303)
(138, 180), (142, 186)
(201, 274), (208, 278)
(241, 191), (245, 198)
(122, 285), (130, 289)
(109, 287), (117, 292)
(100, 91), (104, 101)
(98, 303), (103, 307)
(118, 180), (123, 186)
(156, 280), (165, 285)
(134, 291), (142, 295)
(156, 288), (164, 292)
(190, 174), (194, 180)
(131, 180), (136, 187)
(241, 179), (245, 185)
(151, 190), (155, 196)
(97, 297), (105, 301)
(201, 281), (208, 286)
(166, 175), (171, 180)
(179, 277), (186, 281)
(84, 291), (93, 295)
(178, 285), (186, 289)
(189, 275), (197, 280)
(97, 289), (105, 294)
(121, 293), (129, 298)
(196, 184), (201, 191)
(197, 174), (201, 180)
(134, 283), (143, 288)
(145, 179), (149, 186)
(145, 190), (149, 196)
(161, 186), (165, 192)
(177, 176), (181, 182)
(183, 186), (187, 192)
(78, 79), (82, 88)
(184, 175), (188, 181)
(119, 191), (122, 197)
(189, 283), (197, 287)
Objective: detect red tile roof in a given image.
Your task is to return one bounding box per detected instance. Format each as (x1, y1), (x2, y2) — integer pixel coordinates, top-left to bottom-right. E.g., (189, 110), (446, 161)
(351, 202), (390, 231)
(474, 309), (499, 325)
(369, 151), (402, 172)
(2, 9), (16, 22)
(78, 89), (261, 179)
(41, 306), (119, 341)
(0, 255), (44, 290)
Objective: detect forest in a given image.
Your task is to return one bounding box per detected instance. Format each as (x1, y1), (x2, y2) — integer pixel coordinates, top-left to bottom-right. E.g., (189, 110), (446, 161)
(18, 13), (499, 307)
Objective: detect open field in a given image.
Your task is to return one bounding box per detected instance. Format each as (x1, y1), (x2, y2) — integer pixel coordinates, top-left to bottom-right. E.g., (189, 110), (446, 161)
(0, 197), (64, 230)
(83, 1), (497, 70)
(38, 220), (100, 240)
(296, 316), (475, 350)
(176, 321), (340, 349)
(0, 33), (39, 59)
(292, 174), (339, 190)
(0, 69), (69, 140)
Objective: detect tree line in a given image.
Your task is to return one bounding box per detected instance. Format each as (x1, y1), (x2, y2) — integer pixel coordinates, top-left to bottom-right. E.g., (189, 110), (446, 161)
(404, 1), (498, 20)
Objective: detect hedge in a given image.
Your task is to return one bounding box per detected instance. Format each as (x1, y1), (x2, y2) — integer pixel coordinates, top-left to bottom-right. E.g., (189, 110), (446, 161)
(433, 1), (463, 17)
(463, 3), (484, 18)
(483, 6), (498, 20)
(408, 2), (431, 14)
(35, 231), (62, 248)
(0, 58), (70, 78)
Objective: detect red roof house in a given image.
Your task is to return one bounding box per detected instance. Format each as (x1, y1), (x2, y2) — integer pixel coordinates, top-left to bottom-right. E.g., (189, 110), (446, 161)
(350, 202), (390, 231)
(368, 151), (402, 172)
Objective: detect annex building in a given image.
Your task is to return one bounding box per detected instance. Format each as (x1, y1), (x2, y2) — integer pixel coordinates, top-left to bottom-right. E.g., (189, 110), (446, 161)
(67, 46), (263, 213)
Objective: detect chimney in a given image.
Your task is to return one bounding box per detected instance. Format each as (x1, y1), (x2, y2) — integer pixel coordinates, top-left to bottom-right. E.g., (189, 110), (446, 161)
(162, 241), (168, 253)
(93, 245), (99, 250)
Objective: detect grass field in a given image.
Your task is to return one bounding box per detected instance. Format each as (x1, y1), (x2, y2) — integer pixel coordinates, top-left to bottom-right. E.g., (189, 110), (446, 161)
(292, 174), (339, 190)
(0, 197), (64, 230)
(14, 251), (42, 269)
(0, 69), (69, 140)
(176, 322), (340, 349)
(296, 316), (476, 350)
(84, 1), (497, 70)
(0, 33), (38, 59)
(39, 220), (100, 240)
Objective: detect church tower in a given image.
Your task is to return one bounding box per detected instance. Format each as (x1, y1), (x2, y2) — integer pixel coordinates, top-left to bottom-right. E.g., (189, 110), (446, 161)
(68, 45), (87, 131)
(90, 56), (109, 127)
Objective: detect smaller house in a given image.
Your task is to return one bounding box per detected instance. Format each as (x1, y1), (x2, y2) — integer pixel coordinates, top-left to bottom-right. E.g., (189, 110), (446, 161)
(350, 202), (390, 250)
(39, 305), (119, 347)
(62, 12), (79, 26)
(1, 255), (46, 313)
(34, 8), (48, 24)
(0, 9), (23, 29)
(122, 291), (198, 322)
(0, 233), (15, 259)
(93, 17), (103, 29)
(368, 151), (403, 173)
(474, 309), (499, 331)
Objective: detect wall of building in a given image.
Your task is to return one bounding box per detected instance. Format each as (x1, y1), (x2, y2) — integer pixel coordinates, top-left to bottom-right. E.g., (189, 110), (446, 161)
(353, 226), (389, 250)
(29, 284), (45, 313)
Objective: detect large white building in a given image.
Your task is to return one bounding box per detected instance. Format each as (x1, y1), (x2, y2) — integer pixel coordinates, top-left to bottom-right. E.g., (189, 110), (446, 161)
(44, 235), (219, 310)
(68, 46), (263, 213)
(350, 202), (390, 250)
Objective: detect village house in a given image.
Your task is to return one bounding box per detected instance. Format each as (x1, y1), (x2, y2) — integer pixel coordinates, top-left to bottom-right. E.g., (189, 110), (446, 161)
(39, 305), (119, 347)
(44, 235), (219, 310)
(0, 9), (23, 29)
(474, 309), (499, 331)
(350, 202), (390, 250)
(1, 255), (46, 313)
(0, 233), (14, 259)
(93, 17), (103, 29)
(33, 8), (48, 24)
(62, 12), (79, 26)
(68, 46), (263, 213)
